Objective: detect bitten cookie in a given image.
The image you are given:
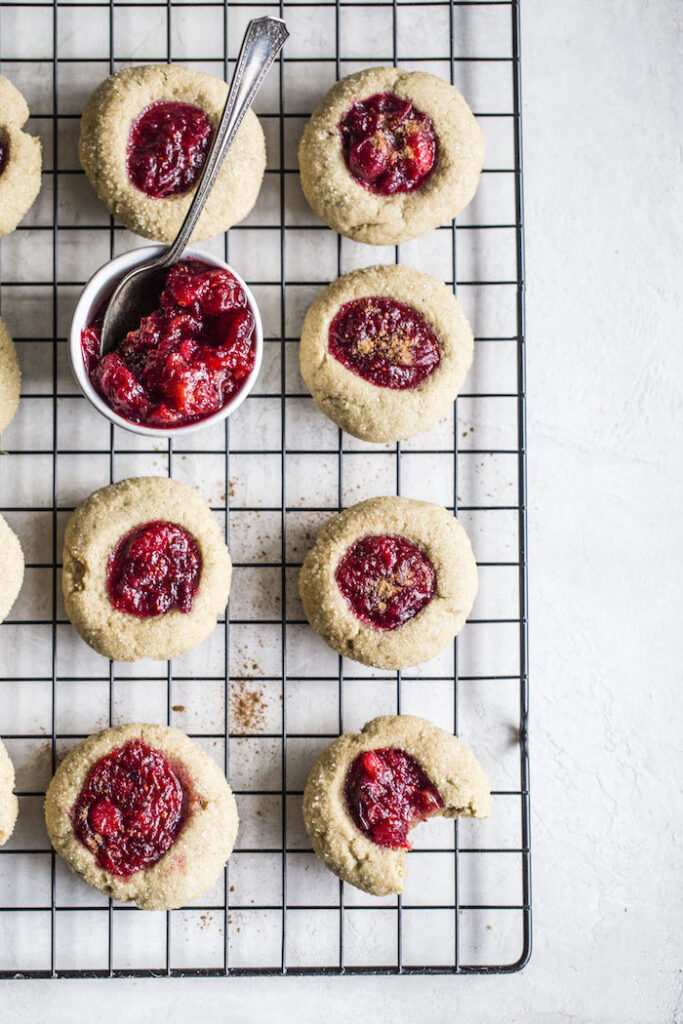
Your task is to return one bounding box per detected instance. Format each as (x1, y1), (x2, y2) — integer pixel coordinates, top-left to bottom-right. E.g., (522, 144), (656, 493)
(62, 476), (231, 661)
(79, 64), (266, 242)
(0, 513), (25, 624)
(299, 496), (477, 670)
(298, 67), (484, 245)
(0, 738), (19, 846)
(303, 715), (489, 896)
(45, 723), (238, 911)
(0, 316), (21, 434)
(0, 76), (42, 237)
(300, 264), (474, 442)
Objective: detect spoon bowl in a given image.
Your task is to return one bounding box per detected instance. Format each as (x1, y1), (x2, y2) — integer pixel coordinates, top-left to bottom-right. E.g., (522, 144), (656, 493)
(69, 245), (263, 439)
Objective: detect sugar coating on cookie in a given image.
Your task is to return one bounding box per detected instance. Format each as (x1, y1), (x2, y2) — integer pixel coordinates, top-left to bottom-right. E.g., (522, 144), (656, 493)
(62, 476), (231, 661)
(299, 496), (478, 670)
(0, 75), (42, 237)
(0, 513), (25, 625)
(79, 64), (266, 242)
(45, 722), (238, 910)
(300, 264), (474, 442)
(0, 316), (21, 434)
(298, 67), (484, 246)
(303, 715), (490, 896)
(0, 738), (19, 846)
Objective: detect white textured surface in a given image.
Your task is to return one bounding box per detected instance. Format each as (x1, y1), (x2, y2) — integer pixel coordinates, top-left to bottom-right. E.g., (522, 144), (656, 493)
(4, 0), (683, 1019)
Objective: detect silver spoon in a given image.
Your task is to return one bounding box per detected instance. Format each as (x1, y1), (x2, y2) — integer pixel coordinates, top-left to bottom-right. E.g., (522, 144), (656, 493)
(99, 15), (288, 357)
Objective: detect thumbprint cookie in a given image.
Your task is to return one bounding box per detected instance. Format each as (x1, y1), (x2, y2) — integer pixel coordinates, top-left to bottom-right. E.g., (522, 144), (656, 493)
(303, 715), (489, 896)
(299, 496), (477, 670)
(0, 738), (19, 846)
(45, 723), (238, 910)
(300, 264), (473, 442)
(0, 76), (42, 237)
(79, 64), (266, 242)
(0, 317), (21, 434)
(0, 513), (25, 624)
(298, 67), (483, 245)
(62, 476), (231, 661)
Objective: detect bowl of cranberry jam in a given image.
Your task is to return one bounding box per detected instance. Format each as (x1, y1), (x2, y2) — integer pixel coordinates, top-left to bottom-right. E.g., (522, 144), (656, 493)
(71, 247), (262, 437)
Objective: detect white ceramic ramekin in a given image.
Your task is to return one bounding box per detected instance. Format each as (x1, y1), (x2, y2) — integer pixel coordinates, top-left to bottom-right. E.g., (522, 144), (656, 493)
(69, 245), (263, 438)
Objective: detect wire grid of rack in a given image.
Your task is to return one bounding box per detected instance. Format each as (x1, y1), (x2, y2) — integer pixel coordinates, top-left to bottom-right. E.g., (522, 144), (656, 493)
(0, 0), (529, 977)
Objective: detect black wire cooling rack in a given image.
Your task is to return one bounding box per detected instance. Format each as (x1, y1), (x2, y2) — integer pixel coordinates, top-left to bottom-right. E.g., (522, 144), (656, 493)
(0, 0), (530, 977)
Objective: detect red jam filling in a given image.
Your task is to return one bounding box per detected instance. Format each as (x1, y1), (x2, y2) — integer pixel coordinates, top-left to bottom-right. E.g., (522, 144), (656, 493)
(72, 739), (189, 877)
(335, 534), (436, 630)
(106, 520), (202, 619)
(0, 131), (8, 178)
(127, 101), (213, 198)
(329, 296), (441, 389)
(339, 92), (437, 195)
(82, 260), (256, 428)
(345, 747), (443, 849)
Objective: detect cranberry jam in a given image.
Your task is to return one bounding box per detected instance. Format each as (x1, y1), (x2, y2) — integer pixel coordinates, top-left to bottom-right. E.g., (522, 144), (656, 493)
(345, 747), (443, 848)
(329, 296), (441, 389)
(0, 130), (8, 178)
(127, 101), (213, 199)
(339, 92), (437, 195)
(82, 260), (256, 428)
(72, 739), (189, 877)
(335, 534), (436, 630)
(106, 520), (202, 619)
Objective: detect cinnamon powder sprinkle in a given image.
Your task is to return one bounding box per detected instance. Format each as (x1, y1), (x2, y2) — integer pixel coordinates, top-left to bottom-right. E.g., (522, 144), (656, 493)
(230, 679), (267, 732)
(355, 323), (415, 365)
(373, 569), (415, 611)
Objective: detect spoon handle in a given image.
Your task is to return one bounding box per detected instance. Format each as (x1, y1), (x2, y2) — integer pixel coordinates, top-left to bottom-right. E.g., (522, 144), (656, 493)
(162, 16), (289, 266)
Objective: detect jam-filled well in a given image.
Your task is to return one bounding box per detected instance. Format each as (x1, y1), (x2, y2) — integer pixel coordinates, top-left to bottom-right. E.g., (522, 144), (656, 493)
(107, 520), (202, 619)
(127, 101), (213, 199)
(329, 296), (441, 389)
(335, 534), (436, 630)
(345, 747), (443, 848)
(72, 739), (189, 877)
(82, 260), (256, 428)
(339, 92), (437, 195)
(0, 130), (8, 178)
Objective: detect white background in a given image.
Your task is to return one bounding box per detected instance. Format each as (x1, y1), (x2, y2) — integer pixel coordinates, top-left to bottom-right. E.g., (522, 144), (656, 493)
(4, 0), (682, 1020)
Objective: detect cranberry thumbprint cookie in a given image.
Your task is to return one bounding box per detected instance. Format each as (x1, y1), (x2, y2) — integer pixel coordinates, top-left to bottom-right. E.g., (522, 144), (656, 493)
(299, 497), (477, 670)
(298, 67), (483, 246)
(300, 265), (473, 442)
(304, 715), (489, 896)
(0, 513), (25, 624)
(45, 723), (238, 910)
(62, 477), (231, 661)
(0, 76), (42, 237)
(79, 65), (266, 242)
(0, 738), (19, 846)
(0, 317), (21, 434)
